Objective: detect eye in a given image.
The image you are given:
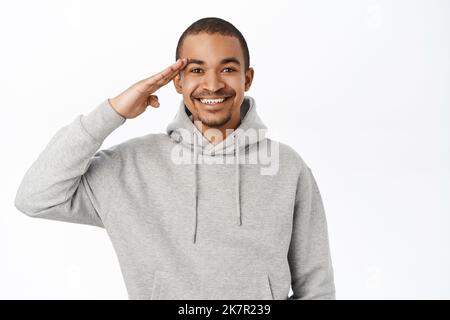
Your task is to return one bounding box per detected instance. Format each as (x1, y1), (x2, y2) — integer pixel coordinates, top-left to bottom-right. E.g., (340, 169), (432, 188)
(189, 67), (237, 74)
(223, 67), (236, 72)
(190, 68), (203, 73)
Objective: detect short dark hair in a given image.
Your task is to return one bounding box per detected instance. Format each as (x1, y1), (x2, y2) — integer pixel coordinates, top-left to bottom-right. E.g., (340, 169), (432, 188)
(176, 17), (250, 71)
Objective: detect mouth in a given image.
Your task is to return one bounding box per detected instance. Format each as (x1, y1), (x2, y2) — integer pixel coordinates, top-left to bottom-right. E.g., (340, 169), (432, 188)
(195, 96), (232, 107)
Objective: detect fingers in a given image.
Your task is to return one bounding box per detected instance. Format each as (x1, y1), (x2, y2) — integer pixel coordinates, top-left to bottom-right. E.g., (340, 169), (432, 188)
(143, 58), (187, 91)
(155, 58), (187, 86)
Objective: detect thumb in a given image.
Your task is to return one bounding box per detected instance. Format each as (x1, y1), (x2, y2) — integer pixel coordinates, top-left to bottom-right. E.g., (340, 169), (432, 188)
(146, 94), (160, 108)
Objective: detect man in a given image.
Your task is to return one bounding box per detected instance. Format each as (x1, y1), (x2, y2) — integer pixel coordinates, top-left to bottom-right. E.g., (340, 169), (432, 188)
(15, 17), (335, 300)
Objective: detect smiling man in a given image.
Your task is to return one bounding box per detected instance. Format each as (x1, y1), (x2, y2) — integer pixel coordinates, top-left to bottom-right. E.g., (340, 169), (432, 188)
(15, 17), (336, 300)
(174, 32), (253, 142)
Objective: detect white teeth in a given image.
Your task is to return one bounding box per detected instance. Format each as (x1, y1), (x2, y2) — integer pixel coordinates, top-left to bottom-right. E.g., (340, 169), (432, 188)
(199, 98), (226, 104)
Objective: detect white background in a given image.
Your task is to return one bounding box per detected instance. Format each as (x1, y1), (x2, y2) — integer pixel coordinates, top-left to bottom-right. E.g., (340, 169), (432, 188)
(1, 0), (449, 299)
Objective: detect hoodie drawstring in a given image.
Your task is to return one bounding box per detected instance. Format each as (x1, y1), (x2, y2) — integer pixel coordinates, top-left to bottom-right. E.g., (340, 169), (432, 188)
(192, 132), (198, 243)
(234, 134), (242, 226)
(191, 132), (242, 244)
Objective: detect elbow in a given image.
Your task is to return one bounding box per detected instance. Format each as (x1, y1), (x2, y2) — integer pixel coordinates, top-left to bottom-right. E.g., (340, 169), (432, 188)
(14, 189), (39, 217)
(14, 191), (31, 216)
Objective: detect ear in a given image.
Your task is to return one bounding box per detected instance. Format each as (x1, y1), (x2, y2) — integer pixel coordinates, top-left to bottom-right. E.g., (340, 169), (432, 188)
(244, 67), (254, 92)
(173, 73), (183, 94)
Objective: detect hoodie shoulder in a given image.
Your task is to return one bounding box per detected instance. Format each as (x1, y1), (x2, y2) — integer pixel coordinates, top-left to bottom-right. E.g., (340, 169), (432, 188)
(268, 138), (310, 174)
(86, 133), (169, 179)
(114, 133), (168, 151)
(88, 133), (167, 165)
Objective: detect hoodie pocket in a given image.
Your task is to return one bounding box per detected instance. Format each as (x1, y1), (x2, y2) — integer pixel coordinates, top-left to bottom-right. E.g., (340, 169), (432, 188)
(150, 270), (274, 300)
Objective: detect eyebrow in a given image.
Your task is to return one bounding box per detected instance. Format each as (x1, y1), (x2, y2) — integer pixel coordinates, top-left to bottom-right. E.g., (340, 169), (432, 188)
(186, 57), (241, 67)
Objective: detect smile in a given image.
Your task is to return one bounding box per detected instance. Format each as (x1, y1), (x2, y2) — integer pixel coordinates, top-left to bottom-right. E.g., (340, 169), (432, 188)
(196, 97), (231, 105)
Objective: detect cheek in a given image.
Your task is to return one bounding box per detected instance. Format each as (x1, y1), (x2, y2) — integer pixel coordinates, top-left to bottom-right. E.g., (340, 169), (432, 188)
(181, 79), (197, 96)
(181, 75), (244, 94)
(228, 76), (246, 89)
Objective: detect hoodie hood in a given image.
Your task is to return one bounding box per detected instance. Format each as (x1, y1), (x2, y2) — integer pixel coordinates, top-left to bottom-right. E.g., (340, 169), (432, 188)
(166, 95), (268, 243)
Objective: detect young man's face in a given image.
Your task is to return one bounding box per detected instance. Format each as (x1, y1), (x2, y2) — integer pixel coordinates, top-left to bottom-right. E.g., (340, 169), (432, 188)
(173, 33), (254, 132)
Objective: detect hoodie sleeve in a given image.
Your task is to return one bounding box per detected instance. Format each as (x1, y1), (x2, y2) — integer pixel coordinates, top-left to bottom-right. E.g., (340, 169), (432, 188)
(14, 99), (126, 228)
(287, 165), (336, 300)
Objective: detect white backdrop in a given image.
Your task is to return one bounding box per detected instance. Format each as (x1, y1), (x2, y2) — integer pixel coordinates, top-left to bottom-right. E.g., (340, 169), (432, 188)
(1, 0), (449, 299)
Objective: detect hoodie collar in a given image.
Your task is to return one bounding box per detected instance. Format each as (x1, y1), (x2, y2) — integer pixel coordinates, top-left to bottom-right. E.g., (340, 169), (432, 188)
(166, 95), (267, 244)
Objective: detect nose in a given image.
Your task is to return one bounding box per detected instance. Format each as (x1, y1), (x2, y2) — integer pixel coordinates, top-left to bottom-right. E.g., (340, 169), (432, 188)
(201, 71), (225, 93)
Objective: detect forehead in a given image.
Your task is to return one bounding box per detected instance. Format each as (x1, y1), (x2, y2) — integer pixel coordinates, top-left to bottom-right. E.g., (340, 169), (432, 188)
(180, 33), (244, 64)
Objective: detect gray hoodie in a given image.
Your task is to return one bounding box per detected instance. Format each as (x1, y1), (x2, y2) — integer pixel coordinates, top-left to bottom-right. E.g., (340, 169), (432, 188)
(14, 95), (336, 300)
